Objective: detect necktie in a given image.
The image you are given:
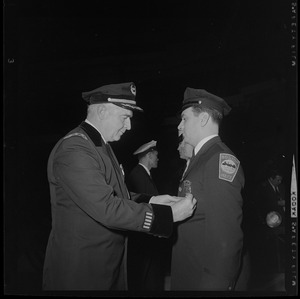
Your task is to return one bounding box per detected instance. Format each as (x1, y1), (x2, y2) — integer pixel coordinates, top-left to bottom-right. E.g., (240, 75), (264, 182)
(275, 186), (281, 198)
(182, 160), (190, 179)
(275, 186), (285, 212)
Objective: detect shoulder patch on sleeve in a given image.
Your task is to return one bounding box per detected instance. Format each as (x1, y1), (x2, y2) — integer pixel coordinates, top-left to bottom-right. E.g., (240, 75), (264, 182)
(63, 133), (88, 140)
(219, 153), (240, 182)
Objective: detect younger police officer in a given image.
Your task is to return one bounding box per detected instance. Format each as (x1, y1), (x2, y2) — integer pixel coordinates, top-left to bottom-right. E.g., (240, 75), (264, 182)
(171, 88), (245, 291)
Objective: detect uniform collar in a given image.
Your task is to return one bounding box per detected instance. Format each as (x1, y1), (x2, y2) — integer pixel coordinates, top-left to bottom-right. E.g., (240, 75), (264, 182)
(194, 134), (218, 155)
(84, 119), (107, 143)
(139, 163), (151, 176)
(79, 121), (105, 147)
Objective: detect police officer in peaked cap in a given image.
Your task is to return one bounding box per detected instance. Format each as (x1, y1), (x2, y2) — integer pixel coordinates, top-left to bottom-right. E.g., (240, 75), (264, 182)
(171, 87), (245, 291)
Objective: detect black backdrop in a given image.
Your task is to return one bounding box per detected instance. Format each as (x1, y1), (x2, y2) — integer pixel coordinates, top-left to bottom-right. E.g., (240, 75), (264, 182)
(4, 0), (297, 294)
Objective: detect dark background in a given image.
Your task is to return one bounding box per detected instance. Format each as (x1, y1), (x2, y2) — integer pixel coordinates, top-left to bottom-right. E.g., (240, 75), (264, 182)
(4, 0), (297, 294)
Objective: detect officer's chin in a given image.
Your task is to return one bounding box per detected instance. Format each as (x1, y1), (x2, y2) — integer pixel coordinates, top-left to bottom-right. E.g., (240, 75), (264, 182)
(114, 132), (124, 141)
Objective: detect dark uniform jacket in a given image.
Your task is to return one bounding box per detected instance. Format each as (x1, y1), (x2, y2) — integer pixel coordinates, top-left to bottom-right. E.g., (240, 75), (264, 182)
(171, 136), (245, 291)
(127, 164), (159, 196)
(126, 164), (166, 290)
(43, 122), (173, 291)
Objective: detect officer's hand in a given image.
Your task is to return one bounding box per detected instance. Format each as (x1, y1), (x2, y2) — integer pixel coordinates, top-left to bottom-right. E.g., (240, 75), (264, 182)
(171, 193), (197, 222)
(149, 195), (181, 205)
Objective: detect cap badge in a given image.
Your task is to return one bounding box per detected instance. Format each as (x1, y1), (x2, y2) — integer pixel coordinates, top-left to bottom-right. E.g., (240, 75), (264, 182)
(130, 84), (136, 96)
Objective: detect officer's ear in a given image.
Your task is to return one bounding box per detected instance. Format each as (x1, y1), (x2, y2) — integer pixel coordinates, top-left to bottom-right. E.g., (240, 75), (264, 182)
(97, 104), (108, 120)
(200, 111), (210, 126)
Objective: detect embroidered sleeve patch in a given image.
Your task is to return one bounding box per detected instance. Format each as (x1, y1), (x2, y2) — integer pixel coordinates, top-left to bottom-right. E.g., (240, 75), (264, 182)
(219, 153), (240, 182)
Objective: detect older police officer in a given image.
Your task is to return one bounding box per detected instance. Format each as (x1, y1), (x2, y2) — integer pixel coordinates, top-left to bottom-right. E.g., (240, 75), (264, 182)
(43, 82), (196, 291)
(171, 88), (245, 291)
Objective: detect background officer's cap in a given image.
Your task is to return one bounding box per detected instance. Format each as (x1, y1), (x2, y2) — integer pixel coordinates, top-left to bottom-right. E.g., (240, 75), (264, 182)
(82, 82), (143, 111)
(181, 87), (231, 116)
(133, 140), (157, 155)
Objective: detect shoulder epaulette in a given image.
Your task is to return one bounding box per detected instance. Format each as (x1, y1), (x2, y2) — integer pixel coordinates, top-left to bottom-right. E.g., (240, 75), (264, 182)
(63, 133), (88, 140)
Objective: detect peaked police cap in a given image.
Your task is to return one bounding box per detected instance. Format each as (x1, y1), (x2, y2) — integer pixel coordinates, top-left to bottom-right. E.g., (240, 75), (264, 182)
(181, 87), (231, 116)
(82, 82), (143, 111)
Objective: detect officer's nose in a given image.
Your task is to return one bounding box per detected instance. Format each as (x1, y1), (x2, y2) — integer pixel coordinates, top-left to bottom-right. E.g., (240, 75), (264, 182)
(177, 120), (183, 132)
(125, 118), (131, 130)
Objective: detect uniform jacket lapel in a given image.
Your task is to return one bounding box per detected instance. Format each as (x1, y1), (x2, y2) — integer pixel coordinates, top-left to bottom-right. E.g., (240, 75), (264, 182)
(79, 121), (129, 199)
(181, 136), (221, 182)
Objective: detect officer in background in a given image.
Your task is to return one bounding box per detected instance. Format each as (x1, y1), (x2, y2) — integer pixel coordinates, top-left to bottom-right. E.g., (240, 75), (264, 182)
(127, 140), (159, 195)
(252, 167), (286, 273)
(171, 87), (245, 291)
(254, 168), (285, 230)
(43, 82), (197, 291)
(126, 141), (169, 291)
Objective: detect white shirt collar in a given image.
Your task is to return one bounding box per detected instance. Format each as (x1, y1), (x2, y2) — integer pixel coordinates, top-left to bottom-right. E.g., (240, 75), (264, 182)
(139, 163), (151, 176)
(85, 119), (107, 143)
(194, 134), (218, 155)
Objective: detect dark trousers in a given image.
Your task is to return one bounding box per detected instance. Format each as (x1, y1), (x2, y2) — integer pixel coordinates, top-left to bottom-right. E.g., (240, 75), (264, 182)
(127, 232), (171, 291)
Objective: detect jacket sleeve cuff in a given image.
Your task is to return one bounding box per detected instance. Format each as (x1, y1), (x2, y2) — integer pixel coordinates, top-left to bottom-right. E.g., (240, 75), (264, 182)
(149, 204), (173, 238)
(130, 192), (152, 203)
